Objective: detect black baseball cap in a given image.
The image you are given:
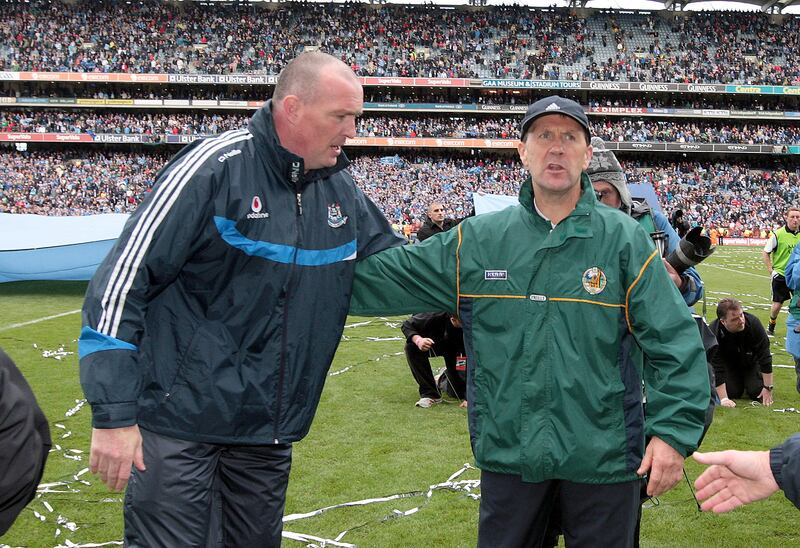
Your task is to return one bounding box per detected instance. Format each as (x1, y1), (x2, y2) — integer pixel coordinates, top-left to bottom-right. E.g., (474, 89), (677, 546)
(519, 95), (590, 142)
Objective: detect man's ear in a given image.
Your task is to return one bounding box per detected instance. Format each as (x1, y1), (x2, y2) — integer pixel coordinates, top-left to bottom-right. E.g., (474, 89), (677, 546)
(517, 140), (528, 170)
(583, 145), (593, 171)
(282, 95), (302, 125)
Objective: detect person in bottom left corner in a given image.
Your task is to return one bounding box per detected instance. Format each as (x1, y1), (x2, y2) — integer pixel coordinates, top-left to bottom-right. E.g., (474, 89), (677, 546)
(0, 347), (51, 536)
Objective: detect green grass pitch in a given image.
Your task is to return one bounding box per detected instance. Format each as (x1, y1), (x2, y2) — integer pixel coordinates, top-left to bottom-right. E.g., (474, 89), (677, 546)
(1, 245), (798, 547)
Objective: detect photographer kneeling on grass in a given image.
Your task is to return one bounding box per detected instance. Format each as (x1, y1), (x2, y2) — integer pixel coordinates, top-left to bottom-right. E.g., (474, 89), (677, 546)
(709, 298), (774, 408)
(401, 312), (467, 409)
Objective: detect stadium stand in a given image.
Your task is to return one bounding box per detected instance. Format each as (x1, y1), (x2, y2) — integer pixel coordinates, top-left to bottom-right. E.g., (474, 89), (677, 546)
(2, 0), (800, 240)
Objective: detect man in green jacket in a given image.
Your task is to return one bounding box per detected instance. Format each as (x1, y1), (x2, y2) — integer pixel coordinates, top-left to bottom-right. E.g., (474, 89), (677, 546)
(350, 96), (710, 546)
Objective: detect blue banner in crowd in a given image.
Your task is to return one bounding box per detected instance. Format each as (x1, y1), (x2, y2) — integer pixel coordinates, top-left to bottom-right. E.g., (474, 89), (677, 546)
(0, 213), (128, 282)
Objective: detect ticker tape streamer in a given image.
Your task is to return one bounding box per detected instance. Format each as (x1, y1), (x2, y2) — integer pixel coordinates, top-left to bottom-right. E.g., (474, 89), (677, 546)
(281, 531), (356, 547)
(345, 320), (373, 328)
(773, 407), (800, 413)
(65, 399), (87, 417)
(327, 351), (403, 377)
(56, 542), (123, 547)
(283, 491), (422, 522)
(281, 464), (480, 546)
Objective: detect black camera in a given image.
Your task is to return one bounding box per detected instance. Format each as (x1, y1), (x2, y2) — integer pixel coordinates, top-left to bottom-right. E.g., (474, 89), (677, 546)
(665, 226), (716, 274)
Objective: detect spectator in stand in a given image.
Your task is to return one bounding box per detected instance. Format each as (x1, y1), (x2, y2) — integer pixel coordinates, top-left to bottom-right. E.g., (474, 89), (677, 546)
(763, 207), (800, 336)
(708, 298), (774, 408)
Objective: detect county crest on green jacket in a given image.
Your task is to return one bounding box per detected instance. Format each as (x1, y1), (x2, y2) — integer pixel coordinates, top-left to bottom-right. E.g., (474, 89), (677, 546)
(351, 174), (710, 484)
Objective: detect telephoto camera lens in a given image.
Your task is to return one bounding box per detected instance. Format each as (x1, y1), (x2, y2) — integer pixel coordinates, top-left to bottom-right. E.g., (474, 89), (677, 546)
(665, 226), (716, 274)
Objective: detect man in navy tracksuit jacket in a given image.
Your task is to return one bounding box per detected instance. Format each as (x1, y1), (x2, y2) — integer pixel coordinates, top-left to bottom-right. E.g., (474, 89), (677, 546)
(78, 52), (402, 546)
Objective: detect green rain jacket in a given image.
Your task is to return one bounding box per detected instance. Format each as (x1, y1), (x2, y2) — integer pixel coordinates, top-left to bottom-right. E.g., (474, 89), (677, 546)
(351, 174), (710, 484)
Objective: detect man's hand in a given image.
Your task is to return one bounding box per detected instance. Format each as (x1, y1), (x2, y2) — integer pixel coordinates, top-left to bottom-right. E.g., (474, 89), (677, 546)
(413, 336), (435, 352)
(90, 425), (146, 491)
(720, 397), (736, 408)
(661, 259), (682, 289)
(692, 449), (779, 513)
(760, 387), (774, 406)
(637, 436), (684, 497)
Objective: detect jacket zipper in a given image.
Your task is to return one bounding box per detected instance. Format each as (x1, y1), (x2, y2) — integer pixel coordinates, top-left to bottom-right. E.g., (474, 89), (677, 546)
(273, 187), (303, 444)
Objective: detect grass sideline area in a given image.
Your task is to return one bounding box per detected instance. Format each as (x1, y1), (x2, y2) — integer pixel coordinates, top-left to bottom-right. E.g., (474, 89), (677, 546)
(0, 246), (798, 547)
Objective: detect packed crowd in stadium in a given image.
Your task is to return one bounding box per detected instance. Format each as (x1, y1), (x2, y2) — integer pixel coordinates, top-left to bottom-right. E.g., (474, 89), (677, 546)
(2, 1), (799, 84)
(5, 83), (799, 114)
(2, 149), (797, 239)
(1, 1), (800, 236)
(3, 110), (799, 146)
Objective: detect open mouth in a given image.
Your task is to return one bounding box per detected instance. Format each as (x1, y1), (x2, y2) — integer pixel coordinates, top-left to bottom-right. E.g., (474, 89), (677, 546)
(331, 145), (342, 154)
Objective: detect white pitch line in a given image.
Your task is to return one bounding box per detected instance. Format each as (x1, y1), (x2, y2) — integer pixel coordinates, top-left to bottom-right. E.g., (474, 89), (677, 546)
(0, 309), (81, 333)
(702, 264), (770, 280)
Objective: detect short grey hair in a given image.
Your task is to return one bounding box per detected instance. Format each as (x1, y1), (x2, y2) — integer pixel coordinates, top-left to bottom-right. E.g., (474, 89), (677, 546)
(273, 51), (354, 103)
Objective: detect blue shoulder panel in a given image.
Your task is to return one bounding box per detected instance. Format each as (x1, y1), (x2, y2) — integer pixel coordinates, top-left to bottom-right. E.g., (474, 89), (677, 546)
(79, 326), (138, 359)
(214, 216), (357, 266)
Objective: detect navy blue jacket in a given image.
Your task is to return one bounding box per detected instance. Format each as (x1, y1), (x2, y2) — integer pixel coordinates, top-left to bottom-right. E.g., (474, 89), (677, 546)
(0, 348), (51, 535)
(771, 434), (800, 509)
(79, 102), (403, 444)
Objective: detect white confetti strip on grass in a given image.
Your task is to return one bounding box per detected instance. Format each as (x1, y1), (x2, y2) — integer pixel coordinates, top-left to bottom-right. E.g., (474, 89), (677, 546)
(65, 400), (87, 417)
(282, 464), (480, 545)
(55, 541), (123, 548)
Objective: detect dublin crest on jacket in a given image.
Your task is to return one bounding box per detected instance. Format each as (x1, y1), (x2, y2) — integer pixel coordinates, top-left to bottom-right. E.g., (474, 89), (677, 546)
(327, 203), (348, 228)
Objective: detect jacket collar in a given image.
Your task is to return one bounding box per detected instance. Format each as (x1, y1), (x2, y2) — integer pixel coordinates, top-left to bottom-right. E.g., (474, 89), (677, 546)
(518, 171), (597, 220)
(247, 100), (351, 188)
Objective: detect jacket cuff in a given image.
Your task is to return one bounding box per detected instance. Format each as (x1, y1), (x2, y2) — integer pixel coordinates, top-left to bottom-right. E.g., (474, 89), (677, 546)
(91, 402), (138, 429)
(770, 445), (784, 491)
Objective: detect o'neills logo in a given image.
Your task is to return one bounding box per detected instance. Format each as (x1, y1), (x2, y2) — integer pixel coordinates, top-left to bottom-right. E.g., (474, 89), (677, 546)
(247, 196), (269, 219)
(290, 161), (302, 184)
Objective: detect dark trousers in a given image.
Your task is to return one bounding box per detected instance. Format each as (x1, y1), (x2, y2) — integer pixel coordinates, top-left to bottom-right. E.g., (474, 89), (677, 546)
(404, 341), (466, 400)
(124, 428), (292, 548)
(723, 361), (763, 400)
(478, 470), (640, 548)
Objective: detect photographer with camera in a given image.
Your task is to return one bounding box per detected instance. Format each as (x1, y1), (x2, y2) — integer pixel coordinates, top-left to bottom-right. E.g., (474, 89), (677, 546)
(401, 312), (467, 409)
(586, 138), (704, 306)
